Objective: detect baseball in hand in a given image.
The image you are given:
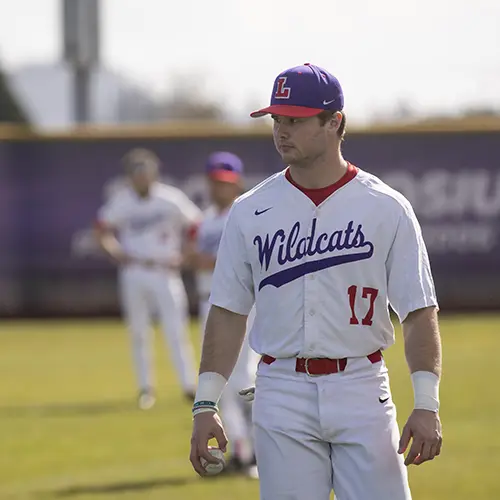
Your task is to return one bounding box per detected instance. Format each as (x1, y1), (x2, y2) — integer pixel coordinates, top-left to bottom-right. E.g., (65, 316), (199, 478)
(200, 447), (226, 476)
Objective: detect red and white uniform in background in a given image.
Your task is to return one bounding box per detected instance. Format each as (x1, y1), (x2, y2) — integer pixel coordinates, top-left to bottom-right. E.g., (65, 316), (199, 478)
(97, 182), (201, 394)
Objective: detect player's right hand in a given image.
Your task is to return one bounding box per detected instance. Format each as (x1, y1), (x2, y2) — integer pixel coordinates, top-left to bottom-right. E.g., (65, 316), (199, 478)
(189, 411), (228, 476)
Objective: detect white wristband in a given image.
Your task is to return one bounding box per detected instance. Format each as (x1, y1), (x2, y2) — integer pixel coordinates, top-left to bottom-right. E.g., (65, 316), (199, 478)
(194, 371), (228, 406)
(411, 371), (440, 412)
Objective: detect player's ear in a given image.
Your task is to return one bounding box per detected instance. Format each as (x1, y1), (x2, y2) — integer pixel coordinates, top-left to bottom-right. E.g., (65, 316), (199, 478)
(320, 111), (342, 135)
(330, 111), (343, 133)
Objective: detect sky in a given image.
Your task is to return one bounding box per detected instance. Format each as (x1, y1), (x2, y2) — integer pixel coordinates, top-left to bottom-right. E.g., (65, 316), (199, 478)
(0, 0), (499, 124)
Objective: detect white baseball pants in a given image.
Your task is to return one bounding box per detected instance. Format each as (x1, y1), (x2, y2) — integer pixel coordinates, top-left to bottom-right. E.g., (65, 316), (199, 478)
(119, 266), (197, 394)
(252, 354), (412, 500)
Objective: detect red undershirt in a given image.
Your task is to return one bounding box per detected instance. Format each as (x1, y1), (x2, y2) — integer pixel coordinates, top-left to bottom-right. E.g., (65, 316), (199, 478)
(187, 222), (199, 242)
(285, 163), (358, 206)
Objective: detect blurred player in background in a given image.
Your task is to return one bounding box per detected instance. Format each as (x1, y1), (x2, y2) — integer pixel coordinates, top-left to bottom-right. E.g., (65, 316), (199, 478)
(187, 152), (259, 477)
(95, 148), (201, 409)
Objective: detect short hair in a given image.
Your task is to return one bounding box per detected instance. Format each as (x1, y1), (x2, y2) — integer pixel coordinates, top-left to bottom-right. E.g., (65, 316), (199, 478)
(121, 148), (160, 173)
(317, 111), (346, 141)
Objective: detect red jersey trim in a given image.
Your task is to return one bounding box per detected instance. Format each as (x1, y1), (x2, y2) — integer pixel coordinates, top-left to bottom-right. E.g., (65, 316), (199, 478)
(285, 163), (358, 206)
(186, 222), (200, 242)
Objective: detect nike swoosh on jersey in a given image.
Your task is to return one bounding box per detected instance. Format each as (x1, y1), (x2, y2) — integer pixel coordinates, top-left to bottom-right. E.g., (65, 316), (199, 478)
(254, 207), (273, 216)
(258, 244), (374, 290)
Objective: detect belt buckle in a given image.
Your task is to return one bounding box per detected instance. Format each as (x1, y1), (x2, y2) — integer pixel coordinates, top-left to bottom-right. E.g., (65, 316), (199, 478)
(304, 358), (320, 377)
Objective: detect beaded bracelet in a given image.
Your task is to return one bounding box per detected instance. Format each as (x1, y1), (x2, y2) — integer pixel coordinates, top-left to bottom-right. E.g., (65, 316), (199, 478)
(193, 400), (217, 410)
(192, 400), (218, 417)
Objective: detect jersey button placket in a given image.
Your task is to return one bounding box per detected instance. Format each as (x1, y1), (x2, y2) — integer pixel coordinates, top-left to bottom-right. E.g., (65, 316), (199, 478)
(303, 213), (319, 355)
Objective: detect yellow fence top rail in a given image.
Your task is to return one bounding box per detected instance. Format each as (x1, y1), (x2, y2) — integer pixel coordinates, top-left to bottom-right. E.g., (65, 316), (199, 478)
(1, 116), (500, 141)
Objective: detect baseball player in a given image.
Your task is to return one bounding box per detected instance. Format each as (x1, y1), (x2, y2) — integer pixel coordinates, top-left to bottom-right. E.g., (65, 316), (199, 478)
(189, 63), (443, 500)
(95, 148), (200, 409)
(187, 152), (260, 476)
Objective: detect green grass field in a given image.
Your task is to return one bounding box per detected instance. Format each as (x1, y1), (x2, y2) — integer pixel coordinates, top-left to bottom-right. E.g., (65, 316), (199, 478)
(1, 315), (499, 500)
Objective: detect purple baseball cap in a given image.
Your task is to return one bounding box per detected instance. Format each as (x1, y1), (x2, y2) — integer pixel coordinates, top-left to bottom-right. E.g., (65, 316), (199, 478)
(250, 63), (344, 118)
(206, 151), (244, 183)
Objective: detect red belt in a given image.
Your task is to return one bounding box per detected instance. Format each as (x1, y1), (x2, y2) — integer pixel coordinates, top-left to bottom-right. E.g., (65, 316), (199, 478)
(261, 350), (382, 376)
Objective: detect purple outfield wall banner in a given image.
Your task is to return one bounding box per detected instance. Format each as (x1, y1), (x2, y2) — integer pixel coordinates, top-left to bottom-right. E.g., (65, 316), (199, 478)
(0, 130), (499, 316)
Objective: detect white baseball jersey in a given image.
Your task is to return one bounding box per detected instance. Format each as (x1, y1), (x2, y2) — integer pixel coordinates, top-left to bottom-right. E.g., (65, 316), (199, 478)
(209, 166), (438, 359)
(97, 182), (201, 262)
(195, 205), (230, 298)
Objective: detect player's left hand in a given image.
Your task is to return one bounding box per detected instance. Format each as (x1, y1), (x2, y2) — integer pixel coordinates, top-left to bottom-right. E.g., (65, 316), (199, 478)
(398, 409), (442, 466)
(238, 386), (255, 402)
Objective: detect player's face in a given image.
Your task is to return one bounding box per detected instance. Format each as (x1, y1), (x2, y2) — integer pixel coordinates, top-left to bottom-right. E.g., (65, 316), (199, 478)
(208, 178), (241, 208)
(272, 114), (331, 167)
(128, 165), (157, 196)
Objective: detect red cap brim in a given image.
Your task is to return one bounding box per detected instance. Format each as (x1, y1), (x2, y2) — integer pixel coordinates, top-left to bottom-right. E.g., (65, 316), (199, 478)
(208, 170), (241, 183)
(250, 105), (324, 118)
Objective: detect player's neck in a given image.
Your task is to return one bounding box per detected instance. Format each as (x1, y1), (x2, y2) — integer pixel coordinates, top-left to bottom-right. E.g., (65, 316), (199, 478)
(135, 189), (150, 199)
(134, 182), (156, 199)
(215, 200), (233, 213)
(288, 152), (348, 189)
